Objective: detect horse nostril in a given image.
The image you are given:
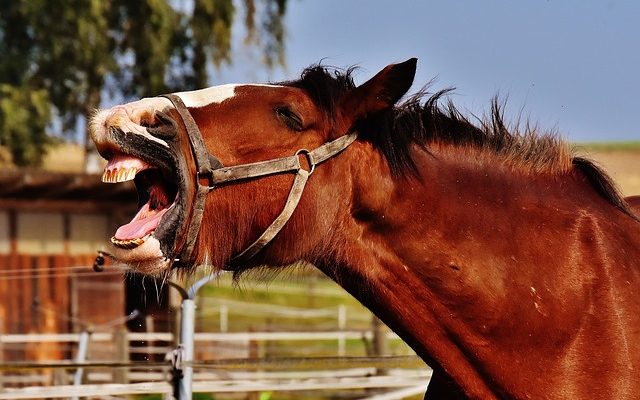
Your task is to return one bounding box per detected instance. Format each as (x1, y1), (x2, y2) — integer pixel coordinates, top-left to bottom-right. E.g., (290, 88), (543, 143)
(139, 110), (174, 128)
(146, 111), (177, 140)
(140, 116), (160, 129)
(155, 111), (175, 126)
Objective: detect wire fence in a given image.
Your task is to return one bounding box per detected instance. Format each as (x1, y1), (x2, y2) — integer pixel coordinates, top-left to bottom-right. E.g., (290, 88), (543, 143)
(0, 331), (427, 397)
(0, 331), (429, 399)
(0, 265), (427, 399)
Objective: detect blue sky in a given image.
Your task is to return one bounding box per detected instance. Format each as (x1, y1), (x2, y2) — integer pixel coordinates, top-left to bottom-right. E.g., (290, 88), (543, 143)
(213, 0), (639, 142)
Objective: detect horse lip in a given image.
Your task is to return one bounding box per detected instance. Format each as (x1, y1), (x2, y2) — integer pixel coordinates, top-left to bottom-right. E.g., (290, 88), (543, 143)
(96, 126), (186, 258)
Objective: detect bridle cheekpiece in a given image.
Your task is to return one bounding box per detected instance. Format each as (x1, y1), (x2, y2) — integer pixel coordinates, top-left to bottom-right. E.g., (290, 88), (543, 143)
(161, 93), (357, 270)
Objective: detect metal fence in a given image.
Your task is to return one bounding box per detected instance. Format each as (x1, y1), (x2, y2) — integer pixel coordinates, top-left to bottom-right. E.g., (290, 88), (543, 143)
(0, 274), (429, 399)
(0, 331), (429, 399)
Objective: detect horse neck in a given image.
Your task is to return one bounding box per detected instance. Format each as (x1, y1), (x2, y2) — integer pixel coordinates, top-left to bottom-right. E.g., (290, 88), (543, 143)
(318, 143), (639, 398)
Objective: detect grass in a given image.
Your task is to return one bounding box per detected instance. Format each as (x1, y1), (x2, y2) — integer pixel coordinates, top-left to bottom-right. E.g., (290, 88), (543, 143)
(193, 271), (417, 359)
(200, 273), (366, 309)
(574, 141), (640, 152)
(196, 273), (398, 338)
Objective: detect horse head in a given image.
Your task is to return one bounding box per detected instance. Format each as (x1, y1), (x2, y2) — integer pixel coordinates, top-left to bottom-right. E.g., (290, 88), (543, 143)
(91, 59), (417, 276)
(92, 58), (640, 398)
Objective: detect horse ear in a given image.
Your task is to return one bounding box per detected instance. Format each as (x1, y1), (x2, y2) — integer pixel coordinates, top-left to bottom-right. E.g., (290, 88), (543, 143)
(340, 58), (417, 126)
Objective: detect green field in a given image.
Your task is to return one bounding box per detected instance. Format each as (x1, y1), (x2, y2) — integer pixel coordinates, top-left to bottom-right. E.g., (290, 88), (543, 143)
(572, 140), (640, 153)
(196, 271), (416, 357)
(576, 141), (640, 152)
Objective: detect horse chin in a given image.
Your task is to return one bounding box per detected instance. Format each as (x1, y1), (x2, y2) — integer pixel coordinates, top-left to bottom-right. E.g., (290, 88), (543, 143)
(108, 234), (173, 276)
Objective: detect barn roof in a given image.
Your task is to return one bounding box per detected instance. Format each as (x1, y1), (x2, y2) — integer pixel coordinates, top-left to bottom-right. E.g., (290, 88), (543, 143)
(0, 169), (136, 212)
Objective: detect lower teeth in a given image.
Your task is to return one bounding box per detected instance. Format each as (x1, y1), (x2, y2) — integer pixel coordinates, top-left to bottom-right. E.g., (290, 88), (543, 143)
(111, 234), (151, 249)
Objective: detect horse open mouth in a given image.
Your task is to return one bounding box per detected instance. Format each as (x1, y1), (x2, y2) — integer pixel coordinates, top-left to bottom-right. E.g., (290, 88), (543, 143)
(102, 155), (178, 250)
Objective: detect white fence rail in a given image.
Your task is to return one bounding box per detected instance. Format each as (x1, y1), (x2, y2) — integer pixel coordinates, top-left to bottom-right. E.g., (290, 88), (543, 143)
(0, 330), (401, 345)
(0, 372), (431, 399)
(0, 276), (423, 399)
(0, 331), (427, 399)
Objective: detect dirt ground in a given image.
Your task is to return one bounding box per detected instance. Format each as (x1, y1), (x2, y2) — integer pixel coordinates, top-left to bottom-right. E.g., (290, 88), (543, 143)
(583, 149), (640, 197)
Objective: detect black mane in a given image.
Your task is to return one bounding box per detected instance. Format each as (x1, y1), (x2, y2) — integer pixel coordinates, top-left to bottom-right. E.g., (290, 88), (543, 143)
(282, 65), (637, 221)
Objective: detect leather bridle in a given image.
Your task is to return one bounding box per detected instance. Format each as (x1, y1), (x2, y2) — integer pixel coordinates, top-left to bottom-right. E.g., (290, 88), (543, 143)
(161, 94), (357, 269)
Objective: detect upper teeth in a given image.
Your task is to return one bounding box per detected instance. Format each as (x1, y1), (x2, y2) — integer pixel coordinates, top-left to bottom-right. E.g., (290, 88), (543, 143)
(102, 167), (138, 183)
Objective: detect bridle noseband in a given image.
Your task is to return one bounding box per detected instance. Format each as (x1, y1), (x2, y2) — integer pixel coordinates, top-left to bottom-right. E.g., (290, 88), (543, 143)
(161, 94), (357, 269)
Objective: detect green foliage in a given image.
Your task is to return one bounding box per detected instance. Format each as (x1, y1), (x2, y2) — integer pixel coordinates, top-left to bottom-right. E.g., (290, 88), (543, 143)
(0, 0), (289, 166)
(259, 391), (274, 400)
(0, 83), (52, 166)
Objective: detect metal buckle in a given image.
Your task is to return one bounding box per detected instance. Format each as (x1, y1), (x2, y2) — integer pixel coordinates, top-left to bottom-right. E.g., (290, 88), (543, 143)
(295, 149), (315, 175)
(197, 169), (215, 189)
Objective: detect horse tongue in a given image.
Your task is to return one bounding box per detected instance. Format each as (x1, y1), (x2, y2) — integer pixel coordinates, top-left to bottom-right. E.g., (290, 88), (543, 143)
(114, 204), (170, 240)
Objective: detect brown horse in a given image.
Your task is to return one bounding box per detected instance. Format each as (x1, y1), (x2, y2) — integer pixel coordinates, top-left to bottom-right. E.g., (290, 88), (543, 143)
(91, 59), (640, 399)
(628, 195), (640, 214)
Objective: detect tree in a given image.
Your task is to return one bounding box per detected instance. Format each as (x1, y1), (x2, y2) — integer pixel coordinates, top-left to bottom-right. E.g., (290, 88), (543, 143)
(0, 84), (51, 167)
(0, 0), (289, 167)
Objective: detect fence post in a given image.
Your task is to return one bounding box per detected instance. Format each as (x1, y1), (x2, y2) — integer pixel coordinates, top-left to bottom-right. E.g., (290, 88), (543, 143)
(337, 305), (347, 356)
(114, 327), (129, 384)
(247, 326), (262, 400)
(146, 315), (155, 360)
(372, 316), (388, 375)
(372, 316), (388, 355)
(70, 275), (79, 332)
(219, 304), (228, 332)
(167, 272), (224, 400)
(308, 275), (317, 308)
(178, 298), (195, 400)
(71, 330), (91, 400)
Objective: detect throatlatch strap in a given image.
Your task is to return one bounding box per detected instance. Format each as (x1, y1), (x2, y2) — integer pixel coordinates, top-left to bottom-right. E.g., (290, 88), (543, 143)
(231, 169), (310, 263)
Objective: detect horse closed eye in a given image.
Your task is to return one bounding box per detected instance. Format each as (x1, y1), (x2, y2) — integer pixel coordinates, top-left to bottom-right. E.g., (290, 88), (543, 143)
(276, 107), (304, 131)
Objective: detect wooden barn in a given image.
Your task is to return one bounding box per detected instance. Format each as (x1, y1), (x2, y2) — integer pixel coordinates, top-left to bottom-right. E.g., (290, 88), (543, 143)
(0, 169), (169, 361)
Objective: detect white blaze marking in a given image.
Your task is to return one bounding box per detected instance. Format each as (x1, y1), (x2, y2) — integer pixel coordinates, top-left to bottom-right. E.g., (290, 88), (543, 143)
(92, 84), (284, 150)
(92, 99), (173, 148)
(174, 84), (237, 107)
(174, 83), (283, 108)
